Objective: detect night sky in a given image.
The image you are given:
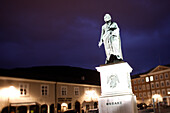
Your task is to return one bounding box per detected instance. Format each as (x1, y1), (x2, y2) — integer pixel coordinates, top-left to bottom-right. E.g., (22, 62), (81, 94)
(1, 0), (170, 75)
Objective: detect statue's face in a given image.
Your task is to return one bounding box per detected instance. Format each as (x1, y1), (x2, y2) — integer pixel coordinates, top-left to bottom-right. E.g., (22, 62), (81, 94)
(104, 14), (111, 22)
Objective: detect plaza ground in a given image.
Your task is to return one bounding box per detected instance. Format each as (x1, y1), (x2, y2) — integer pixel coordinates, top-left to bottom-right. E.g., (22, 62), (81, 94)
(138, 106), (170, 113)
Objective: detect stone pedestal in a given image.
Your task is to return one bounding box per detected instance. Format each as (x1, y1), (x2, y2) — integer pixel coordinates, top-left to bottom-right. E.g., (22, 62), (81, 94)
(96, 62), (138, 113)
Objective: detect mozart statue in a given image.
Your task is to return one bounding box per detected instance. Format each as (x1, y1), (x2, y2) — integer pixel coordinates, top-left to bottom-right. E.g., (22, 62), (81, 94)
(98, 14), (123, 64)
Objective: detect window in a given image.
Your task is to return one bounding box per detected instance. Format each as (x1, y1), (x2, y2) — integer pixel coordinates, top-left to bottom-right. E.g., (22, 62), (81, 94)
(134, 86), (138, 91)
(157, 90), (160, 95)
(155, 82), (159, 88)
(68, 103), (72, 109)
(150, 76), (153, 81)
(146, 77), (149, 82)
(138, 85), (142, 91)
(74, 87), (79, 96)
(133, 80), (137, 84)
(141, 78), (145, 83)
(139, 93), (142, 98)
(19, 83), (29, 96)
(167, 88), (170, 94)
(162, 89), (166, 96)
(159, 74), (163, 80)
(84, 88), (89, 95)
(143, 92), (147, 98)
(161, 81), (165, 87)
(155, 75), (158, 81)
(166, 80), (170, 87)
(41, 85), (49, 96)
(61, 86), (67, 96)
(138, 79), (141, 84)
(147, 92), (151, 98)
(165, 73), (169, 79)
(152, 90), (155, 95)
(135, 93), (138, 97)
(151, 83), (155, 89)
(146, 84), (150, 90)
(142, 85), (146, 90)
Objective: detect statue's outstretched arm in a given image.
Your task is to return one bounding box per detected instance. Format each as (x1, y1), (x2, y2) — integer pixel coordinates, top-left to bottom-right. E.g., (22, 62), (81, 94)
(98, 27), (104, 47)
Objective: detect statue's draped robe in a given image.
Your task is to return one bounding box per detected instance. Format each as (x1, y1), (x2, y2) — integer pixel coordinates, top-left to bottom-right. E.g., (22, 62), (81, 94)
(100, 22), (123, 62)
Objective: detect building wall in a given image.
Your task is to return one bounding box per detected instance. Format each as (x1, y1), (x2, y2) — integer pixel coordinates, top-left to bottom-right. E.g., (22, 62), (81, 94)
(131, 66), (170, 106)
(56, 82), (101, 113)
(0, 76), (55, 113)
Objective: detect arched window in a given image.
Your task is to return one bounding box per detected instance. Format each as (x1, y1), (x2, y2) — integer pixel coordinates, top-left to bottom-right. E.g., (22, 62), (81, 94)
(18, 106), (27, 113)
(50, 104), (54, 113)
(30, 105), (39, 113)
(75, 101), (80, 113)
(94, 102), (98, 108)
(57, 103), (61, 112)
(41, 104), (47, 113)
(68, 103), (71, 109)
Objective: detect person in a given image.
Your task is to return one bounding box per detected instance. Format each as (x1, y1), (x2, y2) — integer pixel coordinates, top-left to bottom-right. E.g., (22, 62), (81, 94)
(98, 14), (123, 64)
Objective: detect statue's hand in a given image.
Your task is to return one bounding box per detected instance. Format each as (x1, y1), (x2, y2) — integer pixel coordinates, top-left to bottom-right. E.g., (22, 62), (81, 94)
(98, 41), (102, 47)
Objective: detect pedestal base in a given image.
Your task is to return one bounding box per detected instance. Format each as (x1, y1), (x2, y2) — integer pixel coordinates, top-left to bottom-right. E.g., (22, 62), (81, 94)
(99, 94), (138, 113)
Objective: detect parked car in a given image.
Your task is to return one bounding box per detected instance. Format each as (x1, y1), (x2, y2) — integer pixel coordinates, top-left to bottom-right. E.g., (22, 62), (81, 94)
(64, 110), (77, 113)
(137, 103), (148, 110)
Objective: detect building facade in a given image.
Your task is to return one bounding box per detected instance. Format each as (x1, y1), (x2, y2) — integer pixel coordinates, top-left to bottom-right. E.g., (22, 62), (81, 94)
(0, 77), (101, 113)
(56, 82), (101, 113)
(131, 65), (170, 106)
(0, 76), (56, 113)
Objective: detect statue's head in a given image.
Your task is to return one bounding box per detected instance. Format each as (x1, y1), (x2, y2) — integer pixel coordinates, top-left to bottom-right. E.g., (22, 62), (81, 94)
(104, 14), (111, 22)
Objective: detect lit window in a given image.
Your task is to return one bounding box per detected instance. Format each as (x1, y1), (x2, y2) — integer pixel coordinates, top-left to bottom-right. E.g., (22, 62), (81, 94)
(159, 74), (163, 79)
(165, 73), (169, 79)
(61, 86), (67, 96)
(150, 76), (153, 81)
(41, 85), (49, 96)
(155, 82), (159, 88)
(19, 83), (29, 96)
(161, 81), (165, 87)
(166, 80), (170, 87)
(74, 87), (79, 96)
(146, 77), (149, 82)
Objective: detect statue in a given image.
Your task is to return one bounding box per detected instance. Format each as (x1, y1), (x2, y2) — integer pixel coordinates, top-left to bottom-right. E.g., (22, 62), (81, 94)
(98, 14), (123, 64)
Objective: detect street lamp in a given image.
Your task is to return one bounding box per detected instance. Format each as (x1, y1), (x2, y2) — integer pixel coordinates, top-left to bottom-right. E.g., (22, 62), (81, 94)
(85, 90), (99, 109)
(0, 86), (19, 113)
(152, 94), (162, 113)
